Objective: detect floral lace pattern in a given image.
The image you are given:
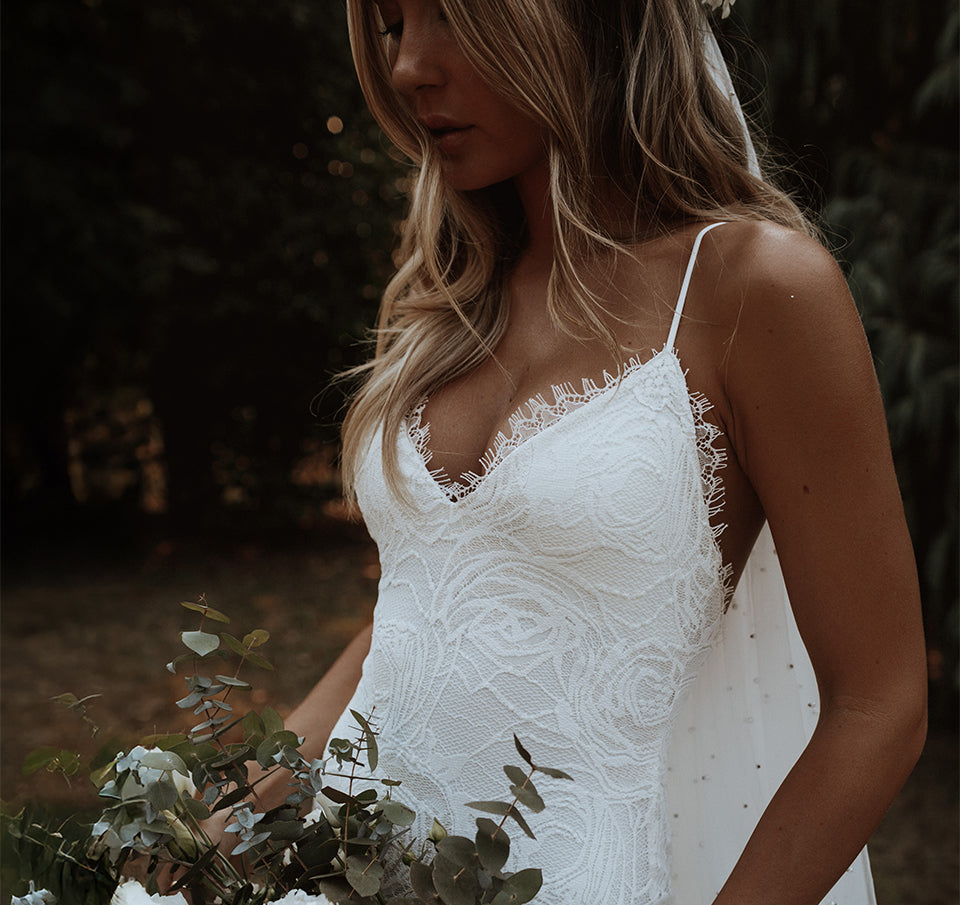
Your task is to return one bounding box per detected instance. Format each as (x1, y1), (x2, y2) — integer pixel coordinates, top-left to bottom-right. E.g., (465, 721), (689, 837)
(327, 348), (731, 904)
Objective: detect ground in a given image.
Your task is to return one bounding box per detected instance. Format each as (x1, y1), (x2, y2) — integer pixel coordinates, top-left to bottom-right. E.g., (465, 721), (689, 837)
(2, 524), (956, 903)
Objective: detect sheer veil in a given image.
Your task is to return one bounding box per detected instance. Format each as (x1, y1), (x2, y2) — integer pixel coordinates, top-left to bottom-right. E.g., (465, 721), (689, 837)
(664, 26), (878, 905)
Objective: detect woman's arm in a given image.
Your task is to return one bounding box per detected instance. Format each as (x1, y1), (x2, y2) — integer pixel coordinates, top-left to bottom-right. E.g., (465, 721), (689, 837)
(709, 224), (927, 905)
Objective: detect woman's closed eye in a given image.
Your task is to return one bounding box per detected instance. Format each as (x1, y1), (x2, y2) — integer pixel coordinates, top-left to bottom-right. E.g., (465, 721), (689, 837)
(377, 8), (448, 41)
(378, 20), (403, 40)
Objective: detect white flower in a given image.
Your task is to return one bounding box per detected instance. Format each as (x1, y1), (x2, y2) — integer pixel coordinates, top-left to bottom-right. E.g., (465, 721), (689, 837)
(267, 891), (335, 905)
(109, 879), (189, 905)
(701, 0), (735, 18)
(114, 746), (196, 797)
(305, 792), (341, 828)
(12, 881), (57, 905)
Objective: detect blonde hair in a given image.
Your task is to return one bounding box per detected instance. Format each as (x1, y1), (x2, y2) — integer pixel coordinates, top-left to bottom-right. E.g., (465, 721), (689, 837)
(339, 0), (812, 501)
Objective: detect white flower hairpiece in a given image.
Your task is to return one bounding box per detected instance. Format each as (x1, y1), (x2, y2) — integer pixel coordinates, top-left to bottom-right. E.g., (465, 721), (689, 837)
(701, 0), (735, 18)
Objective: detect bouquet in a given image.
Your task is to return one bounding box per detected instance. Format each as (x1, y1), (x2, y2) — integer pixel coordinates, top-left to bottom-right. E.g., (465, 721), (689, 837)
(4, 599), (571, 905)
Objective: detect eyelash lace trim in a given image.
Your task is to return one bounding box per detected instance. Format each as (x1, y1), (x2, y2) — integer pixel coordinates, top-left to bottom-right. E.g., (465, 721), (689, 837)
(407, 347), (732, 600)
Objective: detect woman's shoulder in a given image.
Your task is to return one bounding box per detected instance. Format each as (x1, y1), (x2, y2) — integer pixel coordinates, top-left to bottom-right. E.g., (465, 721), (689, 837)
(703, 218), (847, 304)
(695, 218), (880, 440)
(695, 218), (862, 354)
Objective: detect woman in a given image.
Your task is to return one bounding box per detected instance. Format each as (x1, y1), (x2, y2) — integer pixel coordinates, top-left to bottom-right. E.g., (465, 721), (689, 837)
(245, 1), (928, 902)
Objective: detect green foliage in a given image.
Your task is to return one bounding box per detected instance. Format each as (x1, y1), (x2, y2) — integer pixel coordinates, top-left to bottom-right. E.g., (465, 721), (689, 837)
(8, 601), (566, 904)
(2, 805), (117, 905)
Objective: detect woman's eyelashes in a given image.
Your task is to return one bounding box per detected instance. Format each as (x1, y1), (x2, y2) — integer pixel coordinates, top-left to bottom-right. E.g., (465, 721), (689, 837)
(379, 20), (403, 39)
(377, 9), (447, 40)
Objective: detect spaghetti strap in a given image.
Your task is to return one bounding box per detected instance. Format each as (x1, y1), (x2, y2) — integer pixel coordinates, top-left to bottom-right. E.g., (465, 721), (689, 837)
(665, 222), (725, 352)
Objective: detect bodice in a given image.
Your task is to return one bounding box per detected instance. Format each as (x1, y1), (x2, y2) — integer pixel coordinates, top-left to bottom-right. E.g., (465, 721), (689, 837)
(326, 347), (729, 904)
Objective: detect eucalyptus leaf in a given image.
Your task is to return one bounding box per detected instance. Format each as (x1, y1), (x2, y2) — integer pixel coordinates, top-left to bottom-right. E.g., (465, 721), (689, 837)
(90, 761), (115, 790)
(139, 750), (188, 774)
(232, 830), (271, 855)
(182, 797), (210, 821)
(533, 764), (574, 781)
(513, 735), (533, 767)
(57, 749), (83, 775)
(350, 709), (379, 771)
(142, 732), (188, 750)
(180, 600), (231, 623)
(120, 773), (146, 801)
(243, 711), (265, 740)
(262, 706), (284, 736)
(475, 817), (510, 874)
(315, 879), (358, 904)
(242, 629), (270, 649)
(208, 745), (254, 768)
(243, 649), (274, 670)
(220, 633), (248, 657)
(465, 802), (535, 840)
(380, 799), (416, 827)
(146, 778), (179, 811)
(50, 692), (79, 707)
(436, 834), (477, 869)
(256, 730), (300, 768)
(410, 861), (438, 902)
(180, 630), (220, 657)
(502, 765), (529, 787)
(346, 855), (384, 897)
(489, 868), (542, 904)
(465, 800), (511, 816)
(167, 653), (192, 673)
(261, 818), (303, 841)
(320, 785), (360, 806)
(211, 786), (249, 813)
(297, 824), (340, 868)
(214, 675), (252, 688)
(432, 851), (479, 905)
(21, 747), (59, 776)
(509, 784), (544, 814)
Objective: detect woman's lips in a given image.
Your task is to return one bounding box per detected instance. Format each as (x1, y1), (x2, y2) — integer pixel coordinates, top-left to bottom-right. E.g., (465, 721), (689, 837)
(432, 125), (472, 154)
(420, 116), (473, 154)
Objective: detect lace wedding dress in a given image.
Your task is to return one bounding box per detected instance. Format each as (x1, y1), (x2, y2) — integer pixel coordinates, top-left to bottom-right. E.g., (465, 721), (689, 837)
(324, 223), (876, 903)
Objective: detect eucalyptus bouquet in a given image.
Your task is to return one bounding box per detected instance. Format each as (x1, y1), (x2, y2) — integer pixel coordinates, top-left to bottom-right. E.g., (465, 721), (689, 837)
(4, 600), (571, 905)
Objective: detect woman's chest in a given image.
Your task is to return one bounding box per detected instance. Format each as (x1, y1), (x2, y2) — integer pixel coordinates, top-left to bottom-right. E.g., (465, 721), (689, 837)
(361, 352), (722, 554)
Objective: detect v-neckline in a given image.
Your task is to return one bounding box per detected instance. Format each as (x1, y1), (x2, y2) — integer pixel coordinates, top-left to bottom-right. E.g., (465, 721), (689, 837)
(405, 346), (682, 504)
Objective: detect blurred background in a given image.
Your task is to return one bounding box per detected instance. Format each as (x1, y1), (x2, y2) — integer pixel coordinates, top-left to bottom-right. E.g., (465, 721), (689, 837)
(2, 2), (957, 902)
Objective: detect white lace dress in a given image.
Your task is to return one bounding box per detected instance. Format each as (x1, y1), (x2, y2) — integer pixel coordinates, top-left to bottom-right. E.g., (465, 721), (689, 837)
(325, 224), (877, 905)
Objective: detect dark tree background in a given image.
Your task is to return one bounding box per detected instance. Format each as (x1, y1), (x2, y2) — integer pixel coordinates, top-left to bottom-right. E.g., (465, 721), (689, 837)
(3, 1), (957, 722)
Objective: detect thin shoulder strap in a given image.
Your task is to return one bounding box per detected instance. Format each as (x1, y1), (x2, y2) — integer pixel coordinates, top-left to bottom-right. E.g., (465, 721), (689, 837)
(665, 221), (726, 351)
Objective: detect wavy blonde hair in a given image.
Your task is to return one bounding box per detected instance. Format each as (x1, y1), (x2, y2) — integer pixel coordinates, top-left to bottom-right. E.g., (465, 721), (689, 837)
(339, 0), (812, 501)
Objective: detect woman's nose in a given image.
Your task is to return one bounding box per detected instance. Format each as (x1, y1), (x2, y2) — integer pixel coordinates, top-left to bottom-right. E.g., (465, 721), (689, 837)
(390, 27), (446, 97)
